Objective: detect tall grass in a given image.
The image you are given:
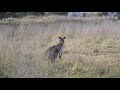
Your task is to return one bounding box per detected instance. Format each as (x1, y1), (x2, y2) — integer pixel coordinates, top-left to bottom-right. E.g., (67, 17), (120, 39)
(0, 16), (120, 78)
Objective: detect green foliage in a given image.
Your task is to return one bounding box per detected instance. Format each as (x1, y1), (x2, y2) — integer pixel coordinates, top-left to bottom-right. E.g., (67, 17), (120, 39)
(98, 13), (103, 17)
(0, 12), (45, 19)
(44, 12), (68, 16)
(44, 12), (52, 15)
(82, 12), (86, 17)
(101, 12), (108, 16)
(0, 70), (8, 78)
(0, 12), (68, 20)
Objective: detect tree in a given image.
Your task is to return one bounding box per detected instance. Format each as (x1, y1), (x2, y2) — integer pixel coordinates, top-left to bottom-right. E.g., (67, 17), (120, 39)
(82, 12), (86, 17)
(116, 12), (120, 20)
(0, 12), (8, 20)
(101, 12), (108, 16)
(0, 12), (68, 20)
(108, 12), (120, 21)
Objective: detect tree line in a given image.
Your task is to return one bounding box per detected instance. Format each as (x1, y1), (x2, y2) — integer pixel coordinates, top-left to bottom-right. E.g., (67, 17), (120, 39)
(0, 12), (68, 20)
(0, 12), (120, 20)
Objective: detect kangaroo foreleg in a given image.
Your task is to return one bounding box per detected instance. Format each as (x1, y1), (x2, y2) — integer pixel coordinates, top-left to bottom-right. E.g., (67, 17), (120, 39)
(58, 51), (62, 58)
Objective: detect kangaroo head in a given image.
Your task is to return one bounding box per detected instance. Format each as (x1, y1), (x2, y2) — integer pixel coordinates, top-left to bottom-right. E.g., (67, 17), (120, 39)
(59, 37), (66, 44)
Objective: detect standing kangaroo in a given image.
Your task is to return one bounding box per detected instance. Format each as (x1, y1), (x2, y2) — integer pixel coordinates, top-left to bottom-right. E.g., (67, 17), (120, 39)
(45, 37), (66, 64)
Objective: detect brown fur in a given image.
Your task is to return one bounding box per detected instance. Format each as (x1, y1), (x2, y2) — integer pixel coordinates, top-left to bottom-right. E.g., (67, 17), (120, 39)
(45, 37), (66, 64)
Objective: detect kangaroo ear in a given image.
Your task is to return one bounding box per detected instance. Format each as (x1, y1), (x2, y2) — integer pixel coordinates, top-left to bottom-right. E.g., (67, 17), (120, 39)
(59, 37), (62, 39)
(64, 37), (66, 39)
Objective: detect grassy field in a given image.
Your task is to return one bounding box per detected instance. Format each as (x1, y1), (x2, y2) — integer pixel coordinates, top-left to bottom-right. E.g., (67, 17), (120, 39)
(0, 15), (120, 78)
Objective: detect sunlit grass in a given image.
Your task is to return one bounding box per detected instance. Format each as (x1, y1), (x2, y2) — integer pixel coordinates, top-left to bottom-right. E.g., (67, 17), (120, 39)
(0, 16), (120, 78)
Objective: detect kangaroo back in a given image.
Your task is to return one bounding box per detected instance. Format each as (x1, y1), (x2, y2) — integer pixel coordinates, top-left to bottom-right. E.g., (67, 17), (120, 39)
(45, 37), (66, 64)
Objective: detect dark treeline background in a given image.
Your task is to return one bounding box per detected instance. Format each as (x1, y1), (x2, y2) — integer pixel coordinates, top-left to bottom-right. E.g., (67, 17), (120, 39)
(0, 12), (120, 19)
(0, 12), (68, 19)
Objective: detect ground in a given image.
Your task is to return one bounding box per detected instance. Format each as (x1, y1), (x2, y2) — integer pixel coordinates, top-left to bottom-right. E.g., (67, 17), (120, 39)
(0, 16), (120, 78)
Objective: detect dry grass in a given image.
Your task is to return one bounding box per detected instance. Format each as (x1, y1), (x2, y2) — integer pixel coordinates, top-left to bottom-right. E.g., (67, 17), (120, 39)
(0, 16), (120, 78)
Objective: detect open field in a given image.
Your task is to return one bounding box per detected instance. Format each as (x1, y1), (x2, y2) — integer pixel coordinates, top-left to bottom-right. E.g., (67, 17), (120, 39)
(0, 16), (120, 78)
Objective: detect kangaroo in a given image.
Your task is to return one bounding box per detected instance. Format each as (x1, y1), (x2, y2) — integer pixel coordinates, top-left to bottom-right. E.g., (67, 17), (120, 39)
(45, 37), (66, 64)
